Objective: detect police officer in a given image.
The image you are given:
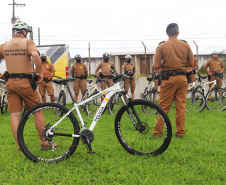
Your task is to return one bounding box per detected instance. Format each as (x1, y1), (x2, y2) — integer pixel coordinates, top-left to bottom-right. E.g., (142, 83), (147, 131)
(34, 53), (56, 103)
(203, 51), (225, 89)
(95, 52), (116, 101)
(153, 23), (194, 138)
(121, 54), (137, 99)
(70, 54), (88, 102)
(186, 57), (198, 83)
(0, 20), (54, 151)
(152, 41), (164, 91)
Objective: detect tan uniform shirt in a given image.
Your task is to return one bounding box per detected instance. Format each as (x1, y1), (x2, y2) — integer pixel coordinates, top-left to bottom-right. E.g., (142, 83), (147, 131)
(70, 63), (88, 77)
(34, 61), (56, 79)
(121, 63), (136, 76)
(95, 61), (115, 75)
(187, 58), (198, 71)
(203, 59), (224, 75)
(155, 36), (194, 72)
(0, 34), (37, 74)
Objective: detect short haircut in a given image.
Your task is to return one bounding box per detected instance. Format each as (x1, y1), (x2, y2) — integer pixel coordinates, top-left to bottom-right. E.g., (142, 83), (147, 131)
(166, 23), (179, 36)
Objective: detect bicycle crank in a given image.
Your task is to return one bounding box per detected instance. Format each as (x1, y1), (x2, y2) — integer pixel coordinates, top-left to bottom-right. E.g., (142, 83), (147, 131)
(80, 129), (95, 154)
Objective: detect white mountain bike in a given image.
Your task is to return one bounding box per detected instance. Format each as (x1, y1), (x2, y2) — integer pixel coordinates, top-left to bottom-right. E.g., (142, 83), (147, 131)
(17, 72), (172, 163)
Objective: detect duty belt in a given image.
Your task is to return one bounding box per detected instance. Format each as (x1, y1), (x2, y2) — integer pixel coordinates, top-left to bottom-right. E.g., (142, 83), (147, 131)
(8, 74), (32, 79)
(168, 71), (186, 76)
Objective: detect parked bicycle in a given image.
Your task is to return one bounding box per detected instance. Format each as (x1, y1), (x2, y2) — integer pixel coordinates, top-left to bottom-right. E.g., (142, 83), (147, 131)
(17, 72), (172, 162)
(195, 72), (226, 111)
(185, 80), (206, 113)
(0, 80), (8, 114)
(81, 74), (107, 117)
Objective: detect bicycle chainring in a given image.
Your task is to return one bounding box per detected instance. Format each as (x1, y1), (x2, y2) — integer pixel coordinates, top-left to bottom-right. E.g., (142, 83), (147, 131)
(80, 129), (95, 144)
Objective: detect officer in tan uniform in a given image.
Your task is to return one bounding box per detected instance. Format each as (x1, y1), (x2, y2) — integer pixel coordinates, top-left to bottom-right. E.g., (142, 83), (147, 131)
(203, 51), (225, 89)
(70, 54), (88, 102)
(186, 57), (198, 83)
(34, 53), (56, 103)
(121, 54), (137, 99)
(153, 23), (194, 138)
(95, 52), (116, 101)
(0, 20), (54, 151)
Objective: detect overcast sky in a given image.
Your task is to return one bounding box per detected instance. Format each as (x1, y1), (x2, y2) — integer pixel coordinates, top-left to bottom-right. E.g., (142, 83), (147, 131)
(1, 0), (226, 57)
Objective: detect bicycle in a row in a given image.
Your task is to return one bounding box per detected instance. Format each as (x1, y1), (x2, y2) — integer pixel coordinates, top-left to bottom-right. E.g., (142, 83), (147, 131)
(17, 72), (172, 162)
(195, 72), (226, 111)
(0, 79), (8, 114)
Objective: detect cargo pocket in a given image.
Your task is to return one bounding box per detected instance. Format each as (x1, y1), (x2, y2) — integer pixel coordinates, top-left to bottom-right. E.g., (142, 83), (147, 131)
(19, 83), (32, 95)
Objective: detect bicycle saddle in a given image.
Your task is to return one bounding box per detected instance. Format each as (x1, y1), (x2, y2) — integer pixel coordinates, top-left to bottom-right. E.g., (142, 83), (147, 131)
(87, 79), (93, 84)
(52, 78), (76, 84)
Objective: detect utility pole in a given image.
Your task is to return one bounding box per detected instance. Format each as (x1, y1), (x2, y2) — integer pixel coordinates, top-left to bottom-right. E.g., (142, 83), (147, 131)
(8, 0), (26, 24)
(88, 42), (91, 78)
(141, 41), (147, 76)
(38, 27), (40, 45)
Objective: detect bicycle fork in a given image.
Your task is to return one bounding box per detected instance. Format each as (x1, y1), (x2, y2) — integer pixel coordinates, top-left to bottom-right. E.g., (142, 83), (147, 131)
(124, 100), (145, 132)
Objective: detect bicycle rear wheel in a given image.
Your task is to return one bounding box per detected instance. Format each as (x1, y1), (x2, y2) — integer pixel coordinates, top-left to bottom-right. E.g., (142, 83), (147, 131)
(1, 94), (8, 114)
(18, 102), (80, 163)
(206, 88), (226, 111)
(85, 92), (104, 117)
(108, 92), (126, 115)
(115, 99), (172, 156)
(56, 90), (66, 116)
(186, 90), (206, 113)
(142, 91), (159, 114)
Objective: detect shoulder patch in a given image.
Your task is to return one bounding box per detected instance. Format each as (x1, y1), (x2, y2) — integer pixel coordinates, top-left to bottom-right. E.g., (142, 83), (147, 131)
(181, 40), (187, 43)
(158, 41), (165, 45)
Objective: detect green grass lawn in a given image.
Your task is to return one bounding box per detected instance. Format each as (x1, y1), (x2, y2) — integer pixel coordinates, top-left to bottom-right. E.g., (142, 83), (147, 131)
(0, 105), (225, 184)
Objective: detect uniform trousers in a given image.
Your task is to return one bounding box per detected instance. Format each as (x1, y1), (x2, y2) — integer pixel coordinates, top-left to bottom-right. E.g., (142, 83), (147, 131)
(73, 79), (87, 94)
(100, 78), (114, 90)
(124, 78), (136, 91)
(6, 78), (41, 113)
(154, 75), (188, 137)
(209, 76), (222, 88)
(38, 81), (54, 96)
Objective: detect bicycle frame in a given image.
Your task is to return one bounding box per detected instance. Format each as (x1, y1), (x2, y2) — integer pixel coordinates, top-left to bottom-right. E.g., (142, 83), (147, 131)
(46, 81), (125, 137)
(202, 80), (216, 96)
(60, 82), (76, 104)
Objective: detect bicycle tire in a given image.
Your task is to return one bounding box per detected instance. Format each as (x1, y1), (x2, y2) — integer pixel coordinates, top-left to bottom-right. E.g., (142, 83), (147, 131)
(186, 90), (206, 113)
(140, 87), (148, 99)
(115, 99), (172, 156)
(195, 85), (202, 91)
(56, 90), (66, 116)
(1, 94), (8, 114)
(108, 92), (125, 115)
(81, 89), (88, 111)
(142, 91), (159, 114)
(85, 91), (106, 116)
(205, 88), (226, 111)
(18, 102), (80, 163)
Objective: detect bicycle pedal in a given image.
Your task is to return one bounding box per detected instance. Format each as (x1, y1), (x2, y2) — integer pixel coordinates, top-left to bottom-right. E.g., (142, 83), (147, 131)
(87, 151), (96, 154)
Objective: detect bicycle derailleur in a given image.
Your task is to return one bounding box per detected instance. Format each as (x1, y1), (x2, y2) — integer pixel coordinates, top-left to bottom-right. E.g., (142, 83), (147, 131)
(80, 129), (95, 154)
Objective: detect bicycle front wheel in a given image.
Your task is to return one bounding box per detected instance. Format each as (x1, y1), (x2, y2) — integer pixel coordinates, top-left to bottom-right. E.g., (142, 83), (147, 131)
(206, 88), (226, 111)
(1, 94), (8, 114)
(18, 102), (80, 163)
(115, 99), (172, 156)
(56, 90), (66, 116)
(186, 90), (206, 113)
